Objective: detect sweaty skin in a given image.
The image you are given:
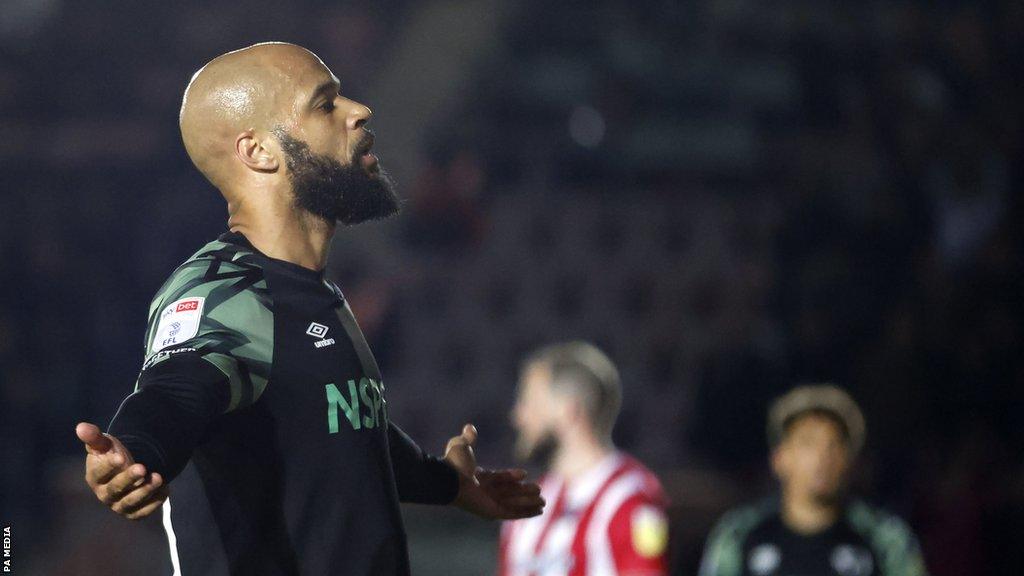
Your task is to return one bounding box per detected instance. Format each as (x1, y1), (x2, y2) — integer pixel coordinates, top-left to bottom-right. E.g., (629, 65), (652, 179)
(181, 43), (316, 188)
(180, 42), (372, 271)
(77, 42), (545, 524)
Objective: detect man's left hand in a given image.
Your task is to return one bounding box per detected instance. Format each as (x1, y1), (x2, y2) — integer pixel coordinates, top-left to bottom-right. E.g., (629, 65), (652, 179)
(444, 424), (545, 520)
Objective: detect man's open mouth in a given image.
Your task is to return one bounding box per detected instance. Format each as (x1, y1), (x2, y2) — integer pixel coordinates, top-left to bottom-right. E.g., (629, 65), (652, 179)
(354, 132), (378, 173)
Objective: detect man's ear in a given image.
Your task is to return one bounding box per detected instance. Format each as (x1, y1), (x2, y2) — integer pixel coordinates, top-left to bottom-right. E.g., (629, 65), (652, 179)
(235, 129), (279, 172)
(560, 397), (589, 431)
(546, 394), (571, 430)
(770, 446), (786, 480)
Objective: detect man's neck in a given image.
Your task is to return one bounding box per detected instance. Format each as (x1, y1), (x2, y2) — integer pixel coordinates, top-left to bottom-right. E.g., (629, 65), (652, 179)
(781, 490), (842, 535)
(226, 195), (335, 272)
(551, 432), (614, 482)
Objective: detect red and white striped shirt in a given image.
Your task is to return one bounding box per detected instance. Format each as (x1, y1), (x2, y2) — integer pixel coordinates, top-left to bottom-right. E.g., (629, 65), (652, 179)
(499, 452), (669, 576)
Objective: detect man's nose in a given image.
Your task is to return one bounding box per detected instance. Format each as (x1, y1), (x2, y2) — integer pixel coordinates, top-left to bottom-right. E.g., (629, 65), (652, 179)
(815, 447), (837, 466)
(345, 99), (372, 131)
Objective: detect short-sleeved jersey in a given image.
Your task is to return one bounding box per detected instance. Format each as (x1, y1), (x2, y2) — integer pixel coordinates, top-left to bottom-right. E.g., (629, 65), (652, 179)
(499, 452), (669, 576)
(141, 232), (408, 576)
(699, 498), (928, 576)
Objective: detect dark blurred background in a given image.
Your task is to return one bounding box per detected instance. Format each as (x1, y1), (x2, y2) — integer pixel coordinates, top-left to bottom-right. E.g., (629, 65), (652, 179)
(1, 0), (1022, 574)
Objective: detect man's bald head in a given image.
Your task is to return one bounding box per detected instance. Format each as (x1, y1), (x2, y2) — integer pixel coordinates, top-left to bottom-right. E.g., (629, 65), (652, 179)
(178, 42), (397, 226)
(179, 42), (334, 190)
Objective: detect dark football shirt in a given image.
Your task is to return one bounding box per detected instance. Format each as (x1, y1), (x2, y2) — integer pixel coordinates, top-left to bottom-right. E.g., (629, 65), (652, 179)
(698, 497), (927, 576)
(108, 231), (457, 576)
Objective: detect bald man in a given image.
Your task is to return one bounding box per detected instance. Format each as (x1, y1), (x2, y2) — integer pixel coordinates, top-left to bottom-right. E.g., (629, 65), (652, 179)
(74, 43), (544, 576)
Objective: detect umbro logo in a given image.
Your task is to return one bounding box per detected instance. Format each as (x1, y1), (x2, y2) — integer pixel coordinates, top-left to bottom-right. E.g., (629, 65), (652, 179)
(306, 322), (329, 338)
(306, 322), (335, 349)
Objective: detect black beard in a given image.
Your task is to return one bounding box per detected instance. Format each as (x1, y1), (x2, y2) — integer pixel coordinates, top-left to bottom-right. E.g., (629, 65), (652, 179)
(274, 128), (400, 225)
(517, 430), (559, 467)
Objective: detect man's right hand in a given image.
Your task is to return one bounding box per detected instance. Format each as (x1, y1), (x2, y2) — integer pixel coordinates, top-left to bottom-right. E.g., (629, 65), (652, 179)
(76, 422), (169, 520)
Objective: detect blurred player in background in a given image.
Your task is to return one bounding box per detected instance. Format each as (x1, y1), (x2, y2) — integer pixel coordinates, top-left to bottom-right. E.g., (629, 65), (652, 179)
(500, 342), (669, 575)
(699, 384), (927, 576)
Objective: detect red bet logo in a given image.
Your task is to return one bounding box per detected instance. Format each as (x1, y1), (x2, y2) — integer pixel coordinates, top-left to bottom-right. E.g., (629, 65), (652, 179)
(176, 300), (200, 312)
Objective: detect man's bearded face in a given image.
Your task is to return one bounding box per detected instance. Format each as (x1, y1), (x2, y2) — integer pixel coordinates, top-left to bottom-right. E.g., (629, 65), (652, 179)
(275, 128), (400, 225)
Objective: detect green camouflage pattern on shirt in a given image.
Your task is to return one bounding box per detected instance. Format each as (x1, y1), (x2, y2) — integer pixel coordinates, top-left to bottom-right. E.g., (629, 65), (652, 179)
(847, 500), (928, 576)
(137, 239), (274, 412)
(699, 499), (775, 576)
(699, 498), (928, 576)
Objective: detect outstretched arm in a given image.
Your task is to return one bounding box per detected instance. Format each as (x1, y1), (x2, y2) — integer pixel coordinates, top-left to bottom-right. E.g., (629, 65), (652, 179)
(388, 421), (461, 504)
(443, 424), (545, 520)
(76, 351), (230, 519)
(387, 422), (545, 519)
(76, 422), (168, 520)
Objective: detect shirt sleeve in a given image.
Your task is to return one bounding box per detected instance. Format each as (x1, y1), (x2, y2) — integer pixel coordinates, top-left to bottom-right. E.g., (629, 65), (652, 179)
(142, 260), (274, 412)
(848, 502), (929, 576)
(106, 258), (275, 480)
(698, 508), (752, 576)
(879, 535), (928, 576)
(107, 350), (230, 481)
(607, 494), (670, 575)
(387, 422), (460, 505)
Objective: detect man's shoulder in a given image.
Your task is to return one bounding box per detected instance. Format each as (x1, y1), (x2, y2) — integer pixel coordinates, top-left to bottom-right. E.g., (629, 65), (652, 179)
(846, 499), (928, 575)
(149, 237), (267, 310)
(601, 457), (667, 526)
(161, 236), (262, 286)
(710, 497), (778, 540)
(845, 499), (919, 544)
(143, 235), (274, 356)
(138, 235), (276, 410)
(698, 498), (777, 576)
(616, 452), (665, 501)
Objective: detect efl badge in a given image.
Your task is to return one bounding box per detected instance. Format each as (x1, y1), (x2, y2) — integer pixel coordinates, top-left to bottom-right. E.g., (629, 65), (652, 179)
(151, 297), (205, 353)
